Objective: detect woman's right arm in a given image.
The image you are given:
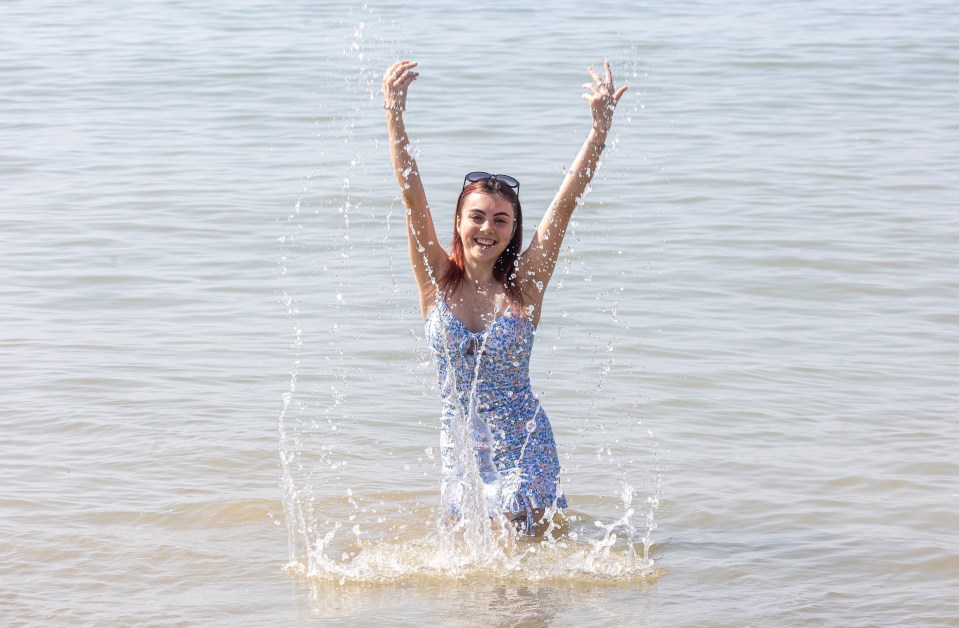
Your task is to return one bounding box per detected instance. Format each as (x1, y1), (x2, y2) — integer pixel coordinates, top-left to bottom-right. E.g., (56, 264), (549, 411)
(383, 60), (448, 316)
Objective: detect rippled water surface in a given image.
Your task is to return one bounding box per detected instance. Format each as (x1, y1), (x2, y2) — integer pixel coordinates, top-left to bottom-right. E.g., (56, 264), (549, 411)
(2, 0), (958, 625)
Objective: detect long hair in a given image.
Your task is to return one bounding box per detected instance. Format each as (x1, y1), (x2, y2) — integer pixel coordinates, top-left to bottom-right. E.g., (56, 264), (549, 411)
(439, 179), (525, 314)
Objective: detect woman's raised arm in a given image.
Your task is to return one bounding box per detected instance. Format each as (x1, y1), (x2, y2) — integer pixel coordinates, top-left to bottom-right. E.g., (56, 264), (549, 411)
(518, 61), (627, 322)
(383, 60), (448, 315)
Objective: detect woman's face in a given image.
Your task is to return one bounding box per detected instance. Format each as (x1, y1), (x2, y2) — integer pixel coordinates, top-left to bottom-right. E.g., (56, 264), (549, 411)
(457, 192), (515, 265)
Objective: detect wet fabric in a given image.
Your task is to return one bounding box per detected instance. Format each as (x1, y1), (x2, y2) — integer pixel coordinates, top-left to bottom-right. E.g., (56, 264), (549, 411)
(426, 296), (567, 530)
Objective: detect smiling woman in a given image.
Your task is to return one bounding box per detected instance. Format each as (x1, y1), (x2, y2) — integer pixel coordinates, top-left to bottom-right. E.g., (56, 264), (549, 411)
(440, 178), (524, 332)
(382, 58), (627, 535)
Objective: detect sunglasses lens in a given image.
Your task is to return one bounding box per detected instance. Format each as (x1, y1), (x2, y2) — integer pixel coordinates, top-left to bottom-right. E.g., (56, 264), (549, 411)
(463, 171), (519, 192)
(466, 171), (492, 183)
(496, 174), (520, 189)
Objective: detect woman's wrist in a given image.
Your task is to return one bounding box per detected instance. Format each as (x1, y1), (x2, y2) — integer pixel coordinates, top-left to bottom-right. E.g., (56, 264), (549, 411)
(591, 117), (613, 132)
(586, 127), (609, 151)
(385, 107), (406, 127)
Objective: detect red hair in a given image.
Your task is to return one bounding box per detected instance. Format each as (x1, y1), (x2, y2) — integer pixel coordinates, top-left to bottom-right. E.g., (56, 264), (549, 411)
(439, 179), (525, 314)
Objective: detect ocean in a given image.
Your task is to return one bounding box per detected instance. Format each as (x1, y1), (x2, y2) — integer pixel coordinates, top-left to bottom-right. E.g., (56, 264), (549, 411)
(2, 0), (957, 625)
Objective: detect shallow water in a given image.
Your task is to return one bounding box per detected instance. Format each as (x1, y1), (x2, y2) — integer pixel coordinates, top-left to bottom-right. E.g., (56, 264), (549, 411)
(2, 0), (958, 625)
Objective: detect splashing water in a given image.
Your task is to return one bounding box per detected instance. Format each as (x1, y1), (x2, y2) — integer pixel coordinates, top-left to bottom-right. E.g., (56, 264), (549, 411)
(277, 9), (660, 586)
(278, 414), (660, 583)
(277, 210), (661, 584)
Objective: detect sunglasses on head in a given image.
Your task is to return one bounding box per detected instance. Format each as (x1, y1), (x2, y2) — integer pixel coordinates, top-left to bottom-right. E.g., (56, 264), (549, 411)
(463, 171), (520, 194)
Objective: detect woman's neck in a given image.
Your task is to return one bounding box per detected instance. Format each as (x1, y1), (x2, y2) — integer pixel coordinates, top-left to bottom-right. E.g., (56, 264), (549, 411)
(462, 259), (496, 288)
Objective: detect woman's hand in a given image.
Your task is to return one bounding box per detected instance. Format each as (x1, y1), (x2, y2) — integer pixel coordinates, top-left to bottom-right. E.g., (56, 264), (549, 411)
(583, 60), (628, 133)
(382, 60), (419, 111)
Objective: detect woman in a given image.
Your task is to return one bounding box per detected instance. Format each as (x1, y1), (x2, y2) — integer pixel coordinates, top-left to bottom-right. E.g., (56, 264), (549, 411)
(383, 59), (627, 535)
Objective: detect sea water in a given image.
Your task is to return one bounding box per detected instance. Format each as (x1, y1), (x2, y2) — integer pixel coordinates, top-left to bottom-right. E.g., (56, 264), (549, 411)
(2, 0), (958, 625)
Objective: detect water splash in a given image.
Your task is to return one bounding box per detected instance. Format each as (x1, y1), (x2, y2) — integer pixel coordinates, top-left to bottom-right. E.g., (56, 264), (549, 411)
(277, 18), (660, 586)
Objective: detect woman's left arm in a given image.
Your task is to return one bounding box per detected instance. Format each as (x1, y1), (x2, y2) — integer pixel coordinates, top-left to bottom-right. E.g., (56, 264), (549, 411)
(519, 61), (627, 319)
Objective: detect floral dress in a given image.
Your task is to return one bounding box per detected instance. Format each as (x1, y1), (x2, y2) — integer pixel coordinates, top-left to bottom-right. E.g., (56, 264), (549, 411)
(426, 296), (567, 531)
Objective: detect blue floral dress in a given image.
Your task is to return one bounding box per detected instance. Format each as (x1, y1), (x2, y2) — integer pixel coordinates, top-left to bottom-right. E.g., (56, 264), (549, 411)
(426, 296), (567, 531)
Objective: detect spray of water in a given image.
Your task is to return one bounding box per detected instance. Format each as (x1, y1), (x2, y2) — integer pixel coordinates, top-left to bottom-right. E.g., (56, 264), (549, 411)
(276, 7), (661, 585)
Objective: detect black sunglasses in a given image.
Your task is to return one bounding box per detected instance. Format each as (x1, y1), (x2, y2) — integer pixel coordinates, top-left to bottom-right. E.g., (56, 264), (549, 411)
(463, 171), (520, 194)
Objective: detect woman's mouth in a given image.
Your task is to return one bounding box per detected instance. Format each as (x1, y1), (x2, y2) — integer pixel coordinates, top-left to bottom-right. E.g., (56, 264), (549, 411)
(474, 237), (497, 248)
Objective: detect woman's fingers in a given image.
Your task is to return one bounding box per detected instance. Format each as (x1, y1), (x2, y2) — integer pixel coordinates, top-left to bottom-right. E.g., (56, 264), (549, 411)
(585, 62), (627, 105)
(384, 60), (417, 83)
(383, 60), (419, 102)
(587, 65), (603, 85)
(396, 60), (417, 76)
(387, 59), (416, 72)
(586, 64), (617, 97)
(391, 71), (418, 89)
(583, 62), (627, 131)
(383, 61), (403, 81)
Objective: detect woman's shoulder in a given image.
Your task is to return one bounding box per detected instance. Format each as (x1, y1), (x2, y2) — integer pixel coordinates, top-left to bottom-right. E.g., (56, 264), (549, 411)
(420, 284), (441, 320)
(513, 283), (544, 327)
